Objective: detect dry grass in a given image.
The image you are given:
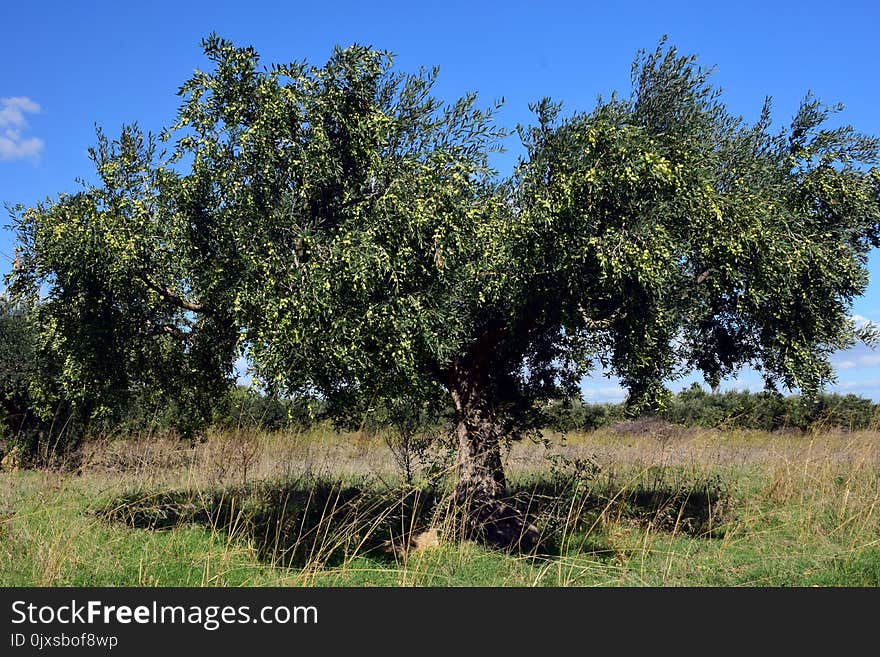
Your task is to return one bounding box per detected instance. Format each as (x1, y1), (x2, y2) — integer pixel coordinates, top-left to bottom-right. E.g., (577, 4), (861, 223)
(514, 424), (880, 471)
(1, 424), (878, 586)
(77, 422), (880, 485)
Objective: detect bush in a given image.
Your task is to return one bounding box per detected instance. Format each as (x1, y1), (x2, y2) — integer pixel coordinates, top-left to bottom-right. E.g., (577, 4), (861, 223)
(212, 386), (324, 432)
(542, 398), (624, 432)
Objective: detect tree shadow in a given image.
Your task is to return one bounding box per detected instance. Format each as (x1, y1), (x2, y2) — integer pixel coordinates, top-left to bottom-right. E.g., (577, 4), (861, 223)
(95, 473), (732, 568)
(506, 474), (732, 558)
(96, 479), (443, 568)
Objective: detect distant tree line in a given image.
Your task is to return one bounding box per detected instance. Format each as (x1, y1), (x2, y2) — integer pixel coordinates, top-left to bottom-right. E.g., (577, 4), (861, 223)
(543, 383), (879, 433)
(118, 382), (880, 436)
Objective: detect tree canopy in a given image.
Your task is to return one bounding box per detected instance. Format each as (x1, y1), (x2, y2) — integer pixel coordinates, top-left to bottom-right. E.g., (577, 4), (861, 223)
(6, 36), (880, 544)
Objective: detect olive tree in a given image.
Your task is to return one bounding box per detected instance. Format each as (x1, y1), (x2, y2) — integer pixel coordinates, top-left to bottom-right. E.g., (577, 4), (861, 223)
(9, 37), (879, 546)
(0, 300), (38, 448)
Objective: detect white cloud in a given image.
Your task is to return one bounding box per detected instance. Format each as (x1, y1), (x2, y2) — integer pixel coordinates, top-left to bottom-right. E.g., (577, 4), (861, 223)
(832, 347), (880, 372)
(831, 377), (880, 392)
(0, 96), (43, 161)
(582, 385), (628, 401)
(0, 96), (39, 127)
(851, 314), (877, 329)
(857, 354), (880, 368)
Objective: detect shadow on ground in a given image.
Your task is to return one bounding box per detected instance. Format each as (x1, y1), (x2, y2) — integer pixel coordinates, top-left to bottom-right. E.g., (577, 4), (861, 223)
(95, 473), (732, 569)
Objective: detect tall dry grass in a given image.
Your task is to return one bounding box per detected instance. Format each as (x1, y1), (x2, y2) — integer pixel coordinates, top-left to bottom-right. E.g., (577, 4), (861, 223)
(2, 422), (877, 586)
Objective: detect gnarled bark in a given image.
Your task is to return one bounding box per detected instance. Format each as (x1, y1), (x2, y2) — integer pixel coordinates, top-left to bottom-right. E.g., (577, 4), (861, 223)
(449, 359), (538, 551)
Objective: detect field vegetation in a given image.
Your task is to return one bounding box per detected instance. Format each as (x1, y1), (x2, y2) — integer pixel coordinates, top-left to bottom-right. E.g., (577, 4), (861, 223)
(2, 423), (877, 586)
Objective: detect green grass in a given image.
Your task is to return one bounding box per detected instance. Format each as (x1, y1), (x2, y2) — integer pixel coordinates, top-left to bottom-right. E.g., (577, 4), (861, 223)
(1, 427), (877, 586)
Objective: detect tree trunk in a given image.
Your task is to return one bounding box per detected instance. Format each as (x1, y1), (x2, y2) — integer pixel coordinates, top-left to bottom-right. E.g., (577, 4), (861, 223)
(449, 361), (538, 551)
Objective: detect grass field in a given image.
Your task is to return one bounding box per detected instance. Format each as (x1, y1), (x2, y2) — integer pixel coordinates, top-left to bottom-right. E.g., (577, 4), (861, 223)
(1, 424), (878, 586)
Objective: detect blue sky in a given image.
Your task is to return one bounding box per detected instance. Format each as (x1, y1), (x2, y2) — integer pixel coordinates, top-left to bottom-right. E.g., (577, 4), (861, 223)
(2, 0), (879, 399)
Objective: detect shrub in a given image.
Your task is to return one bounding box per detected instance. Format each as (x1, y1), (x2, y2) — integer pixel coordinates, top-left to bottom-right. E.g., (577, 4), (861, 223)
(213, 386), (324, 432)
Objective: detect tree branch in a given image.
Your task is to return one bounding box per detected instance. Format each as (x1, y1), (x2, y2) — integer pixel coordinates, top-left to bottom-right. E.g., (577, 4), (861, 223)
(137, 272), (209, 314)
(144, 320), (193, 342)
